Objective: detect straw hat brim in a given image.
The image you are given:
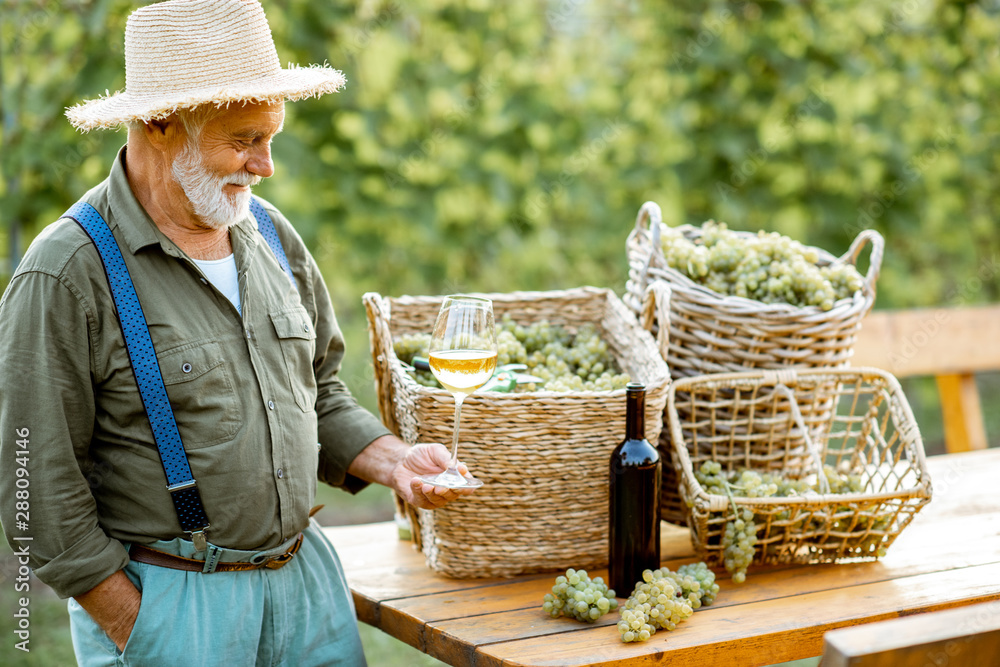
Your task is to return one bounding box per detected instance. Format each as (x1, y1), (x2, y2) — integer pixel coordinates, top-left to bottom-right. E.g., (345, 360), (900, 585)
(66, 64), (346, 132)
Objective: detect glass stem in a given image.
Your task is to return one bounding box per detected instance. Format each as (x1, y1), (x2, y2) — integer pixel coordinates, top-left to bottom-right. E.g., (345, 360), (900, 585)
(448, 393), (465, 471)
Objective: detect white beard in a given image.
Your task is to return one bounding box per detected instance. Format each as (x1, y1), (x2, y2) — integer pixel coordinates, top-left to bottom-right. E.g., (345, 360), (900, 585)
(171, 142), (261, 230)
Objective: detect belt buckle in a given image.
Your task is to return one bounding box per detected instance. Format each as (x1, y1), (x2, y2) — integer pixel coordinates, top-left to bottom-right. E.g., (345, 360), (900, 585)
(262, 533), (303, 570)
(264, 552), (294, 569)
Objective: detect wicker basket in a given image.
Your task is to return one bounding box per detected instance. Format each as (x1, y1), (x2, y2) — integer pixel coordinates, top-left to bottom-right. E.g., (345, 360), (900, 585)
(624, 201), (884, 526)
(668, 368), (932, 570)
(624, 200), (884, 377)
(364, 286), (672, 578)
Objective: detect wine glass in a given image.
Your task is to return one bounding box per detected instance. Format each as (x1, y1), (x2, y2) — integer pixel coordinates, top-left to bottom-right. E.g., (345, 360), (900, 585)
(417, 295), (497, 489)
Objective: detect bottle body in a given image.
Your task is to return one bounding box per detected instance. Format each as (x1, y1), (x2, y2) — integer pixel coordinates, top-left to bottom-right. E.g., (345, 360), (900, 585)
(609, 384), (661, 596)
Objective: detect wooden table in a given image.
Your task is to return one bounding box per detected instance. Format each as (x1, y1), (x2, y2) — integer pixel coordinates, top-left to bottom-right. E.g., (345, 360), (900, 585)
(324, 449), (1000, 666)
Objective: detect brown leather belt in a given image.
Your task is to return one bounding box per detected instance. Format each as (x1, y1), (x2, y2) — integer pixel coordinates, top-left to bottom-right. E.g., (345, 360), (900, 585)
(129, 533), (304, 573)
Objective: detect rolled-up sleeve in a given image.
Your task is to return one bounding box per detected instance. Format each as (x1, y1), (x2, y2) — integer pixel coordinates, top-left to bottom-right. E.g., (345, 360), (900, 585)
(0, 270), (129, 599)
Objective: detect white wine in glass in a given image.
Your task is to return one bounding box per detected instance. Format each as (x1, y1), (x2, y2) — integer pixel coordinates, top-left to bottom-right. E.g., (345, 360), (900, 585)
(418, 295), (497, 489)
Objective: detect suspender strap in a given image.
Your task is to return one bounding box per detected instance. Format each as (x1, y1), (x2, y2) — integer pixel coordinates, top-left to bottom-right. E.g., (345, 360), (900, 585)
(249, 197), (297, 290)
(62, 202), (211, 542)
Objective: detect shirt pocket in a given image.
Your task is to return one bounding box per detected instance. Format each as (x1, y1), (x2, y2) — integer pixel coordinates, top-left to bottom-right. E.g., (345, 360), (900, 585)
(270, 306), (318, 412)
(159, 341), (243, 448)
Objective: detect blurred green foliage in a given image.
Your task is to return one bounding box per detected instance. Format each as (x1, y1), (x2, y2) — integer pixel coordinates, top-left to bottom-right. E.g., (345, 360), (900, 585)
(4, 0), (999, 304)
(2, 0), (998, 422)
(274, 0), (1000, 310)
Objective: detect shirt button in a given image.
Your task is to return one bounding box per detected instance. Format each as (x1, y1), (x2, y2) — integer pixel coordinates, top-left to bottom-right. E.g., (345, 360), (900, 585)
(181, 362), (192, 373)
(268, 400), (275, 410)
(303, 323), (310, 333)
(246, 330), (252, 340)
(276, 468), (284, 479)
(200, 277), (208, 285)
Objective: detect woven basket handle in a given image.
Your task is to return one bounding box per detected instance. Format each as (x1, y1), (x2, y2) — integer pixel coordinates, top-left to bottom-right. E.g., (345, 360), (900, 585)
(760, 370), (831, 495)
(635, 200), (666, 264)
(634, 200), (663, 235)
(840, 228), (884, 296)
(362, 292), (400, 437)
(640, 281), (672, 361)
(635, 201), (664, 252)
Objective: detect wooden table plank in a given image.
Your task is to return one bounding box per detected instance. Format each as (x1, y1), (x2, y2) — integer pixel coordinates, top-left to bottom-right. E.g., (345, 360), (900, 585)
(474, 562), (1000, 667)
(326, 449), (1000, 667)
(325, 520), (701, 643)
(415, 518), (1000, 666)
(367, 509), (1000, 659)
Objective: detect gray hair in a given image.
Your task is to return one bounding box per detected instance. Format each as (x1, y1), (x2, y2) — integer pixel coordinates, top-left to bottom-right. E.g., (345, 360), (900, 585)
(126, 104), (225, 145)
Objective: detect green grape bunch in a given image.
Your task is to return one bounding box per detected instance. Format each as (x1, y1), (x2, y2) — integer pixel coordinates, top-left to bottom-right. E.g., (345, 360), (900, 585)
(722, 509), (758, 584)
(659, 221), (864, 311)
(392, 316), (632, 393)
(669, 562), (721, 609)
(497, 315), (631, 392)
(617, 569), (696, 642)
(542, 568), (618, 622)
(694, 462), (771, 584)
(391, 332), (438, 388)
(694, 460), (891, 583)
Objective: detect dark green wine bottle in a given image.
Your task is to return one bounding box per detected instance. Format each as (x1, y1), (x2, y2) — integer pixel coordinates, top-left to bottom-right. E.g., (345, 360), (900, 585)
(609, 383), (661, 596)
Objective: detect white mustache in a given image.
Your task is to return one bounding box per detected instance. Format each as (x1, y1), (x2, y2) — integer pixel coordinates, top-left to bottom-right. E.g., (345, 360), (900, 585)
(227, 171), (261, 187)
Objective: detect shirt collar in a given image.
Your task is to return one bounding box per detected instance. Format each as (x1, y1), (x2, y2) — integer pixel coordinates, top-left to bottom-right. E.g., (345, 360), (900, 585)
(106, 145), (165, 255)
(107, 144), (259, 258)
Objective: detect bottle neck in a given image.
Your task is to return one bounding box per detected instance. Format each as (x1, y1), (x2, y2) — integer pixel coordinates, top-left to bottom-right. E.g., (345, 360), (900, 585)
(625, 387), (645, 441)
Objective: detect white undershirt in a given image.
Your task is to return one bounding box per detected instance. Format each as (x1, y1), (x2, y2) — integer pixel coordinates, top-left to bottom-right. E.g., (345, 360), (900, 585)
(193, 254), (241, 315)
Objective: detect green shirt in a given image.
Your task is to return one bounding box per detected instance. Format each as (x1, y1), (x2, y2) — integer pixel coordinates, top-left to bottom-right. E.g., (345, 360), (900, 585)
(0, 147), (390, 599)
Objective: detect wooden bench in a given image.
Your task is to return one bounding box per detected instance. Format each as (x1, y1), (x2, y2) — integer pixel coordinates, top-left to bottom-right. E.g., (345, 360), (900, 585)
(821, 599), (1000, 666)
(853, 304), (1000, 452)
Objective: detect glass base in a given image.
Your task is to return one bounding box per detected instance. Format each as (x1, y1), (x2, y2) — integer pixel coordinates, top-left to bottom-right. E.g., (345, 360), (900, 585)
(417, 468), (484, 489)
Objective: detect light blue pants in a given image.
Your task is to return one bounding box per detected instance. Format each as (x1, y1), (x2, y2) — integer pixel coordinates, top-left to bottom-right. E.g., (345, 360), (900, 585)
(68, 520), (367, 667)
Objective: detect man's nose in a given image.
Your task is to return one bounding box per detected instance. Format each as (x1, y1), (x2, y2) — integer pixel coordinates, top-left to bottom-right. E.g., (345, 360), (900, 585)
(246, 142), (274, 179)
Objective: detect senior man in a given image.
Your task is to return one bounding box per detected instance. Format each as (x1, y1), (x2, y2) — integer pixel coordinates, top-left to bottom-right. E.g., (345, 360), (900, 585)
(0, 1), (472, 665)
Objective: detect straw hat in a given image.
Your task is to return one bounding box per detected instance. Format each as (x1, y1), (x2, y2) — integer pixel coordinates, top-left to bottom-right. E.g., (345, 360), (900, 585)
(66, 0), (346, 131)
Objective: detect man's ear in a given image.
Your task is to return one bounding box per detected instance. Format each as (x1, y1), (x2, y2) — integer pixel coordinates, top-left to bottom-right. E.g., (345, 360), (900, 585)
(142, 117), (182, 152)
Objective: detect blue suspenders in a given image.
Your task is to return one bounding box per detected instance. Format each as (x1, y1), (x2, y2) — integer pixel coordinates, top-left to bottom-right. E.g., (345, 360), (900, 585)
(250, 197), (296, 290)
(61, 196), (292, 551)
